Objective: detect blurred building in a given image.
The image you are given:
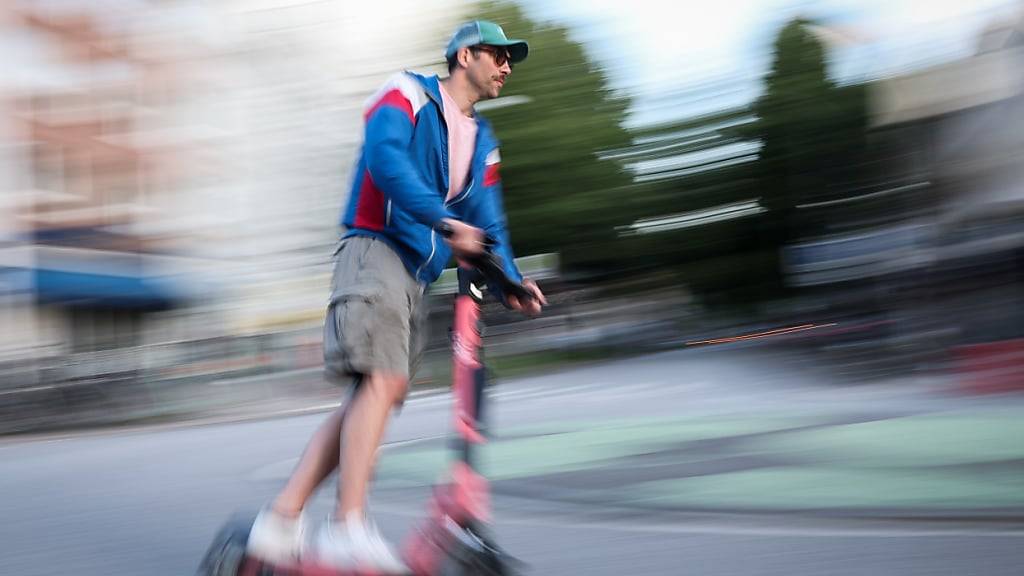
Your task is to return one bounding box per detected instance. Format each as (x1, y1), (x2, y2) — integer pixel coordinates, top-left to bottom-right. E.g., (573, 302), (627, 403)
(206, 0), (467, 338)
(783, 10), (1024, 358)
(0, 1), (221, 389)
(0, 0), (468, 393)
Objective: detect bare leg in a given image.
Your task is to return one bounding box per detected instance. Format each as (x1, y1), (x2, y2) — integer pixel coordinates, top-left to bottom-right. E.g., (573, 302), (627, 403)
(338, 371), (407, 518)
(270, 402), (347, 517)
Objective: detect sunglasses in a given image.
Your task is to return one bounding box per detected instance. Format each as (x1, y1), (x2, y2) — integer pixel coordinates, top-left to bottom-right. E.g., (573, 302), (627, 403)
(471, 45), (512, 68)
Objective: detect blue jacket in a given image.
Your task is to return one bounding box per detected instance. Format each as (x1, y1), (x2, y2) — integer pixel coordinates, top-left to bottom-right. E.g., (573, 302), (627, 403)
(341, 71), (522, 288)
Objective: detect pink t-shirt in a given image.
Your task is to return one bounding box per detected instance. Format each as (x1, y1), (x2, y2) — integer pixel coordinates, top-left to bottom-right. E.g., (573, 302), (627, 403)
(438, 81), (478, 202)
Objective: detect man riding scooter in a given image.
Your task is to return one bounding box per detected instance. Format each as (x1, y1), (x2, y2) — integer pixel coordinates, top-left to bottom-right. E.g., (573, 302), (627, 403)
(245, 20), (545, 574)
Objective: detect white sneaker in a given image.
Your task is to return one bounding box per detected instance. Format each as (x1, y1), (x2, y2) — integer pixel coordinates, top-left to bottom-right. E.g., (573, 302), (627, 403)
(246, 507), (308, 564)
(314, 513), (408, 574)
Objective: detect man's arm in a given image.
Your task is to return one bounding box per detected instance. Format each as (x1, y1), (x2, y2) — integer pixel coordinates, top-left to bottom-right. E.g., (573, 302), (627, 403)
(469, 170), (521, 283)
(461, 148), (546, 314)
(484, 211), (545, 316)
(362, 77), (452, 228)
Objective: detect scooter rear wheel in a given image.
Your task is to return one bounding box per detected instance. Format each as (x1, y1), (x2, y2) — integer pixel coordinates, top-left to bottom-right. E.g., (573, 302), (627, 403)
(196, 513), (257, 576)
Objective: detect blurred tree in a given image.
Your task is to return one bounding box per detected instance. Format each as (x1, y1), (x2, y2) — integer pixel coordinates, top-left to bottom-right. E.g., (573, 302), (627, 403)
(586, 18), (870, 304)
(466, 9), (868, 303)
(748, 18), (869, 257)
(606, 106), (771, 298)
(471, 1), (636, 276)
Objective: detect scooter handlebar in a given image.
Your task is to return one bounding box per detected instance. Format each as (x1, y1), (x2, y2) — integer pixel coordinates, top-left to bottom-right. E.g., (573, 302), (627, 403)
(435, 222), (534, 303)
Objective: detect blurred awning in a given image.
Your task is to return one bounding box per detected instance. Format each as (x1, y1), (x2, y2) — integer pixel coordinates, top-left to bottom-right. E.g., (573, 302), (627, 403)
(870, 47), (1024, 128)
(0, 242), (200, 310)
(32, 268), (184, 310)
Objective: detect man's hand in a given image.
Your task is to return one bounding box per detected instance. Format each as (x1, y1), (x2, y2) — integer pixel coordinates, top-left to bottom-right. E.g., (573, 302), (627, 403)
(507, 277), (547, 317)
(441, 218), (485, 258)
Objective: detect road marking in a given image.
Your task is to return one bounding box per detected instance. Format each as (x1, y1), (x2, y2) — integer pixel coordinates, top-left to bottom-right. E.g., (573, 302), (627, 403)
(249, 433), (445, 481)
(490, 385), (547, 399)
(275, 402), (341, 415)
(493, 514), (1024, 538)
(372, 501), (1024, 538)
(406, 382), (630, 409)
(405, 382), (602, 409)
(491, 383), (596, 401)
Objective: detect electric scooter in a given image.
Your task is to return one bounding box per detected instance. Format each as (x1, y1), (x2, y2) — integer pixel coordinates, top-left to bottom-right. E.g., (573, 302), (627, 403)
(197, 234), (533, 576)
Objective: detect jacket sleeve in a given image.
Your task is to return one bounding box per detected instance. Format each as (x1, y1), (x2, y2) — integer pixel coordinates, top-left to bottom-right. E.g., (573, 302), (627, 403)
(363, 84), (453, 228)
(462, 148), (524, 291)
(482, 192), (524, 286)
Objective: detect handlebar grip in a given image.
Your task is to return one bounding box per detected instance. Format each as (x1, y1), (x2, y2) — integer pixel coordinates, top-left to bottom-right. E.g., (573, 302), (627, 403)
(435, 221), (454, 239)
(435, 222), (497, 247)
(434, 223), (532, 302)
(471, 251), (534, 302)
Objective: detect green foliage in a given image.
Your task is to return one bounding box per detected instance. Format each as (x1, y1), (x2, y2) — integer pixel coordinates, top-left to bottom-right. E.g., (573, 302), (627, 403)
(461, 9), (870, 304)
(471, 1), (635, 272)
(749, 19), (870, 241)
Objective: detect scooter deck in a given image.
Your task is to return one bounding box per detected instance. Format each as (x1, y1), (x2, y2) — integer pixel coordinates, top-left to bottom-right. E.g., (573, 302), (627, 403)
(197, 511), (518, 576)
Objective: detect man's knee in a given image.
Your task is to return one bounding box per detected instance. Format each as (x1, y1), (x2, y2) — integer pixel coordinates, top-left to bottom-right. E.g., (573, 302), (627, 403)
(365, 372), (408, 405)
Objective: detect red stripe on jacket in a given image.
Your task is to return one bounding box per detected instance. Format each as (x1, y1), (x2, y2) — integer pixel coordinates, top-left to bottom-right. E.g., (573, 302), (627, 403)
(364, 89), (415, 124)
(484, 163), (501, 187)
(353, 170), (385, 231)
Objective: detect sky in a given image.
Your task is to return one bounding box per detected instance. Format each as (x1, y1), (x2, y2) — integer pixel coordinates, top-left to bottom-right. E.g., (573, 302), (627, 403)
(145, 0), (1022, 127)
(17, 0), (1018, 129)
(518, 0), (1023, 126)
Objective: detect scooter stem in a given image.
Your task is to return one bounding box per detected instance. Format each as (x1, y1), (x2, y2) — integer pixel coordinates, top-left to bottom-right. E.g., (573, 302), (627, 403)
(453, 266), (490, 452)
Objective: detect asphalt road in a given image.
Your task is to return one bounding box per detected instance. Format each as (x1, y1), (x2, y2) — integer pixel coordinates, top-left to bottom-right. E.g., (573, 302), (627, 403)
(2, 348), (1022, 575)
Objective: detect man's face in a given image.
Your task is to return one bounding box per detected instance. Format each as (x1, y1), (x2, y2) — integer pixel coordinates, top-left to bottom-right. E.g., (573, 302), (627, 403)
(464, 45), (512, 100)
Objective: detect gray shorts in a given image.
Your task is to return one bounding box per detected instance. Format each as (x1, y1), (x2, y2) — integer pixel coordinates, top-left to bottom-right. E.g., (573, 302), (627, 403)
(323, 236), (427, 388)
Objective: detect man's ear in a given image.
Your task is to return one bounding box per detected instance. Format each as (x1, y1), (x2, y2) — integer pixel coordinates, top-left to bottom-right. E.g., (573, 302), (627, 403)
(458, 46), (473, 69)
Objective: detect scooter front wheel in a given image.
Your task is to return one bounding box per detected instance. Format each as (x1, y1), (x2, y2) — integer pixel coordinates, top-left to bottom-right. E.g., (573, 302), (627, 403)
(437, 526), (522, 576)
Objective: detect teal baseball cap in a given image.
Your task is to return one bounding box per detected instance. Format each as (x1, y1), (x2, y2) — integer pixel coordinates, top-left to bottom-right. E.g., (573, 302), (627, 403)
(445, 20), (528, 64)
